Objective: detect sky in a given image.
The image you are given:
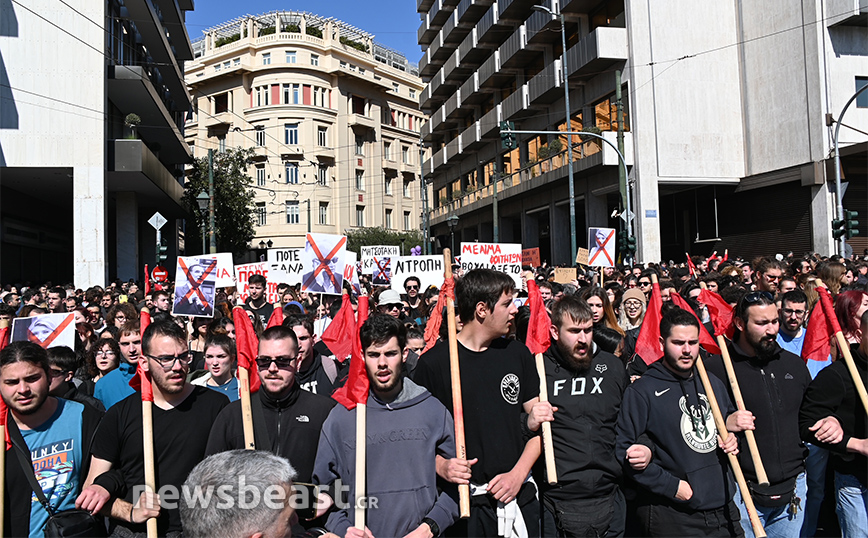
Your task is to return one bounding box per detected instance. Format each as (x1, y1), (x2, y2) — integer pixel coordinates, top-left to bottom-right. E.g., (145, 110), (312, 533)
(185, 0), (424, 61)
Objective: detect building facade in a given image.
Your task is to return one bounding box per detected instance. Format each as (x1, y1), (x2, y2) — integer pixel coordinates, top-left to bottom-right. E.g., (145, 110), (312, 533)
(185, 12), (428, 254)
(419, 0), (867, 265)
(0, 0), (194, 286)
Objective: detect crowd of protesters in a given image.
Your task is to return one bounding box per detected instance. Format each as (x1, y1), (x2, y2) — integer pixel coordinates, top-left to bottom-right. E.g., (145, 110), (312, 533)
(0, 248), (866, 538)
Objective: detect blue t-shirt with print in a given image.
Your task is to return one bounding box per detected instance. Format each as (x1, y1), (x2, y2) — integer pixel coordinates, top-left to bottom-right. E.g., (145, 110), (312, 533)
(205, 376), (239, 402)
(20, 399), (85, 538)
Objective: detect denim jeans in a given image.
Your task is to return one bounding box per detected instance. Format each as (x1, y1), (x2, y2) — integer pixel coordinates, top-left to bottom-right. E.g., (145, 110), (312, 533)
(835, 472), (868, 538)
(735, 471), (806, 538)
(801, 444), (829, 537)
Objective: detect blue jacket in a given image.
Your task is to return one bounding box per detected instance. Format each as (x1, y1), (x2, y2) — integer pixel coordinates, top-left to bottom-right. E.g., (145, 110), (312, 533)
(93, 361), (136, 410)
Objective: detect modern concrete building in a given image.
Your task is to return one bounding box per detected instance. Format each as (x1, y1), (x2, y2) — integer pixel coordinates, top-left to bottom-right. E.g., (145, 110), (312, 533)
(184, 11), (428, 254)
(420, 0), (867, 264)
(0, 0), (194, 286)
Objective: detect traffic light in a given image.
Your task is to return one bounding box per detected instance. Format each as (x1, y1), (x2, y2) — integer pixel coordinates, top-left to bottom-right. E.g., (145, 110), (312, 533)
(832, 217), (846, 239)
(625, 235), (637, 254)
(617, 230), (628, 251)
(500, 121), (516, 150)
(844, 210), (860, 239)
(157, 240), (168, 262)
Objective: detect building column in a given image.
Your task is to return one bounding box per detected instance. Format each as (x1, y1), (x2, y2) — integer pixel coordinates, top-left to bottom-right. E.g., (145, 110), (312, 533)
(73, 166), (106, 287)
(810, 183), (835, 257)
(116, 191), (139, 281)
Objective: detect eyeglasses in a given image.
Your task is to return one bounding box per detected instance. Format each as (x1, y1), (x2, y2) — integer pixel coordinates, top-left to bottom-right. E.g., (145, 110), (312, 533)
(382, 304), (402, 310)
(49, 368), (67, 378)
(638, 281), (651, 288)
(406, 285), (419, 291)
(743, 291), (774, 304)
(115, 316), (127, 321)
(95, 351), (117, 357)
(146, 352), (193, 370)
(255, 356), (296, 369)
(782, 308), (806, 317)
(764, 275), (781, 281)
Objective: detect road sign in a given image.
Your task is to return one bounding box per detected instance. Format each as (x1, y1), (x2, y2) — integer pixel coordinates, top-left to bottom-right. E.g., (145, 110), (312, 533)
(148, 212), (167, 230)
(620, 209), (635, 224)
(152, 266), (169, 282)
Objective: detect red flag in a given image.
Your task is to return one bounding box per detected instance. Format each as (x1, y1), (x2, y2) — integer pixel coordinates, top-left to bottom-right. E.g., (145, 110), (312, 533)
(0, 325), (9, 352)
(233, 306), (261, 393)
(266, 305), (284, 329)
(669, 292), (722, 354)
(802, 287), (838, 363)
(525, 280), (551, 354)
(128, 360), (154, 402)
(332, 296), (370, 410)
(321, 295), (356, 363)
(140, 308), (151, 335)
(634, 282), (664, 365)
(0, 325), (10, 450)
(686, 253), (697, 278)
(422, 277), (455, 354)
(144, 264), (151, 296)
(722, 249), (728, 263)
(698, 289), (735, 340)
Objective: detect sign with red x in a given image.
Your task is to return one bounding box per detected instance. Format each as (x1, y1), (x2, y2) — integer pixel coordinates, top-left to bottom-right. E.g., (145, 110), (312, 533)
(301, 233), (347, 294)
(371, 256), (392, 285)
(11, 313), (75, 349)
(172, 256), (217, 318)
(588, 227), (616, 268)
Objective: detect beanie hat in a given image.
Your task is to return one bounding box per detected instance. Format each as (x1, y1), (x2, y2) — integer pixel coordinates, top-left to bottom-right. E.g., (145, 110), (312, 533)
(622, 288), (647, 306)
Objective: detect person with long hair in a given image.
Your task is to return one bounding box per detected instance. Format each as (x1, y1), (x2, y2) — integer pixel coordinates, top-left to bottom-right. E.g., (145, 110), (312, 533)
(835, 290), (868, 345)
(190, 334), (238, 401)
(617, 288), (646, 331)
(817, 262), (847, 296)
(106, 303), (137, 330)
(578, 286), (625, 336)
(207, 316), (235, 340)
(85, 338), (121, 384)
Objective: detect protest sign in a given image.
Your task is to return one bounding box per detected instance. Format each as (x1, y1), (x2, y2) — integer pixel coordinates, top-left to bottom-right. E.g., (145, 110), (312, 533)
(11, 313), (75, 349)
(301, 233), (347, 294)
(235, 262), (281, 303)
(575, 247), (589, 266)
(522, 248), (541, 268)
(361, 246), (400, 274)
(390, 255), (445, 294)
(213, 253), (236, 287)
(588, 228), (616, 268)
(172, 256), (217, 318)
(344, 252), (360, 294)
(371, 257), (392, 286)
(460, 242), (523, 287)
(267, 248), (304, 285)
(553, 267), (577, 284)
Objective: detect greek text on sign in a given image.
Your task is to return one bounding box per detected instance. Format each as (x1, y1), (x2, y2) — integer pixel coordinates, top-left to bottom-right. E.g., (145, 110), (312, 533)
(390, 255), (445, 294)
(588, 228), (616, 268)
(234, 262), (281, 304)
(267, 248), (304, 285)
(344, 252), (360, 294)
(361, 246), (400, 274)
(460, 243), (523, 287)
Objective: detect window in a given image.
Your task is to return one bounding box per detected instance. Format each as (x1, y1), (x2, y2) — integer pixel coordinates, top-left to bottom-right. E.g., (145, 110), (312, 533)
(215, 63), (222, 72)
(283, 84), (300, 105)
(359, 67), (365, 75)
(403, 179), (410, 198)
(233, 58), (241, 66)
(317, 126), (328, 147)
(285, 50), (297, 63)
(313, 87), (326, 107)
(214, 93), (228, 114)
(349, 64), (356, 72)
(404, 211), (411, 231)
(340, 60), (347, 68)
(392, 82), (399, 93)
(262, 53), (271, 65)
(256, 202), (266, 226)
(385, 177), (392, 195)
(223, 61), (230, 70)
(319, 202), (329, 225)
(384, 142), (391, 160)
(285, 162), (298, 184)
(356, 205), (365, 227)
(410, 88), (416, 99)
(355, 135), (364, 156)
(256, 86), (270, 107)
(402, 146), (410, 164)
(286, 201), (300, 224)
(355, 170), (365, 191)
(255, 165), (265, 186)
(255, 127), (266, 146)
(857, 77), (868, 108)
(218, 135), (226, 153)
(316, 165), (328, 186)
(310, 54), (319, 66)
(385, 209), (393, 229)
(284, 123), (298, 145)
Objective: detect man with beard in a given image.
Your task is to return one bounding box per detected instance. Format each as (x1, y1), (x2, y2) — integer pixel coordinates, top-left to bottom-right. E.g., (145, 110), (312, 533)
(313, 314), (459, 538)
(753, 258), (784, 295)
(1, 342), (104, 537)
(75, 321), (229, 537)
(615, 309), (745, 537)
(705, 291), (811, 538)
(526, 296), (649, 537)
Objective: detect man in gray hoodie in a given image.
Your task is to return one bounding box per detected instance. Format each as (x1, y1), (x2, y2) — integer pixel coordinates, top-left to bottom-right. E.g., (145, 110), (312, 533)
(313, 314), (459, 538)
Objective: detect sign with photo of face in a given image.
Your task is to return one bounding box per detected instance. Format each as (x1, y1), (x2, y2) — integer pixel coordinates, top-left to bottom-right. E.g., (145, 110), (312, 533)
(300, 233), (347, 295)
(11, 313), (76, 349)
(172, 256), (217, 318)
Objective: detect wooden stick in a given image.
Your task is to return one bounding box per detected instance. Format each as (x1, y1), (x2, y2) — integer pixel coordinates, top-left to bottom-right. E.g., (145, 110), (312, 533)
(0, 318), (7, 538)
(238, 368), (255, 449)
(534, 353), (557, 484)
(695, 357), (767, 538)
(354, 403), (367, 530)
(443, 248), (470, 518)
(142, 399), (158, 538)
(698, 282), (769, 486)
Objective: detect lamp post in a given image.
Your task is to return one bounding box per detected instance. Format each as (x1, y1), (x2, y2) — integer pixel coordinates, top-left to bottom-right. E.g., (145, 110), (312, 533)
(533, 4), (576, 264)
(196, 191), (209, 255)
(446, 214), (459, 253)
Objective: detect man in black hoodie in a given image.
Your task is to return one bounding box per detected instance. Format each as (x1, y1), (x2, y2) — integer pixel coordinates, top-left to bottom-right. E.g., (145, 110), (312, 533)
(705, 291), (810, 538)
(242, 273), (274, 326)
(616, 308), (745, 537)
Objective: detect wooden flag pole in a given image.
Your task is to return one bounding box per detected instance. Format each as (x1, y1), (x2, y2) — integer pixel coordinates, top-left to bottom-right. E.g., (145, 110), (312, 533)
(698, 282), (769, 486)
(142, 399), (158, 538)
(533, 353), (557, 484)
(238, 367), (255, 449)
(695, 356), (767, 538)
(0, 318), (8, 538)
(444, 248), (470, 518)
(354, 403), (367, 530)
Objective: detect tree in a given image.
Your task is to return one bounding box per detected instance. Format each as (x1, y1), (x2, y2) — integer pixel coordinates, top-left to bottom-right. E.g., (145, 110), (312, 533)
(345, 227), (423, 256)
(182, 147), (257, 256)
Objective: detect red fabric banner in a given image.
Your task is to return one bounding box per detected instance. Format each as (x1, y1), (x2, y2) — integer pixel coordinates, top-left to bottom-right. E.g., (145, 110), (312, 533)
(332, 297), (370, 410)
(233, 306), (261, 393)
(525, 280), (551, 355)
(634, 283), (664, 365)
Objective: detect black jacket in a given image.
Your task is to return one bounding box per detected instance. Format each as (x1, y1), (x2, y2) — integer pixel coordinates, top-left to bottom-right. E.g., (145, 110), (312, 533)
(297, 350), (348, 397)
(799, 346), (868, 486)
(705, 341), (810, 486)
(205, 384), (335, 482)
(537, 343), (628, 501)
(243, 298), (274, 327)
(60, 381), (105, 413)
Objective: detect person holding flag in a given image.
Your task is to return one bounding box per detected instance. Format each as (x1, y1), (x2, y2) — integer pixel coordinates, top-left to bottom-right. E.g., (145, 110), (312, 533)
(313, 314), (459, 538)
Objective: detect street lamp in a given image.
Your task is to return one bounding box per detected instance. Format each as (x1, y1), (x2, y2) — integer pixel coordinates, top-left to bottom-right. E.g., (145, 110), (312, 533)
(446, 214), (459, 254)
(196, 191), (209, 254)
(533, 4), (577, 264)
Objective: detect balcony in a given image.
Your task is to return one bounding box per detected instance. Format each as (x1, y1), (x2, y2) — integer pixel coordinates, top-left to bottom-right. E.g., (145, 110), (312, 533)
(251, 146), (269, 162)
(418, 0), (435, 12)
(203, 111), (233, 129)
(566, 26), (628, 78)
(479, 104), (502, 136)
(313, 147), (336, 160)
(459, 72), (485, 105)
(443, 90), (461, 119)
(477, 50), (502, 88)
(429, 0), (452, 28)
(499, 25), (531, 69)
(528, 60), (561, 103)
(418, 15), (439, 46)
(461, 121), (483, 150)
(501, 84), (530, 120)
(280, 146), (304, 160)
(476, 3), (512, 44)
(152, 0), (194, 60)
(457, 0), (493, 24)
(445, 137), (461, 161)
(348, 113), (377, 130)
(107, 140), (185, 212)
(525, 7), (559, 44)
(383, 158), (399, 172)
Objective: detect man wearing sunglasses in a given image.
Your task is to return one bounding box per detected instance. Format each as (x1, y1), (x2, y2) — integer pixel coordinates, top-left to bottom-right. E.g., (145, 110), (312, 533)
(403, 276), (424, 320)
(206, 326), (336, 528)
(77, 321), (230, 537)
(753, 258), (784, 295)
(705, 291), (811, 538)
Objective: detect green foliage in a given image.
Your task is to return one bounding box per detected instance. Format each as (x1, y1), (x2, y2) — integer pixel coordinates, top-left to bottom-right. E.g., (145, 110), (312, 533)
(340, 36), (369, 53)
(283, 24), (301, 33)
(439, 196), (449, 207)
(548, 138), (563, 154)
(306, 26), (323, 38)
(124, 113), (141, 127)
(259, 26), (276, 36)
(345, 228), (423, 257)
(214, 33), (241, 48)
(182, 147), (257, 256)
(579, 125), (603, 143)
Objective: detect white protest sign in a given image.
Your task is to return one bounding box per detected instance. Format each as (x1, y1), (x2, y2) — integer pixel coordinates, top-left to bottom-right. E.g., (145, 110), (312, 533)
(234, 262), (280, 303)
(213, 253), (236, 287)
(460, 242), (523, 287)
(267, 248), (304, 285)
(172, 256), (217, 318)
(361, 245), (400, 274)
(390, 255), (445, 293)
(588, 227), (616, 268)
(301, 233), (347, 294)
(11, 313), (76, 349)
(343, 252), (360, 294)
